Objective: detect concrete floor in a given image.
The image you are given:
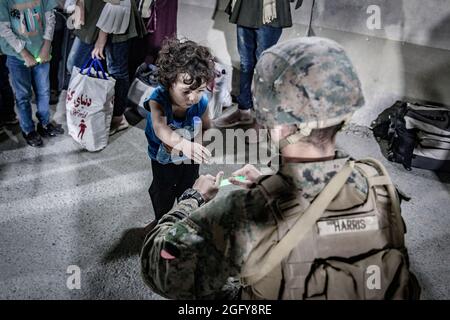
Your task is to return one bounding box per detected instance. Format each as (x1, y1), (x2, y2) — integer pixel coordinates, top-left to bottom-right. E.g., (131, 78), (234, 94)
(0, 3), (449, 300)
(0, 97), (449, 300)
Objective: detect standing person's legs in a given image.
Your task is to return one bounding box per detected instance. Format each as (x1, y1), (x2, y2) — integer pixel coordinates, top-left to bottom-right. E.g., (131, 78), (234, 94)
(0, 55), (17, 125)
(149, 160), (180, 220)
(105, 40), (130, 135)
(237, 26), (257, 111)
(250, 25), (283, 139)
(214, 26), (256, 128)
(70, 38), (94, 70)
(32, 62), (64, 137)
(128, 36), (147, 81)
(174, 163), (200, 200)
(6, 56), (35, 135)
(6, 56), (44, 147)
(255, 25), (282, 59)
(32, 62), (51, 128)
(0, 61), (4, 132)
(49, 10), (66, 104)
(144, 0), (178, 65)
(66, 37), (84, 74)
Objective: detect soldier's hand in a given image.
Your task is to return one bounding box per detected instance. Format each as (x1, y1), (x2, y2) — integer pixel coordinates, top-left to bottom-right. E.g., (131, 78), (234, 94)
(230, 164), (262, 189)
(193, 171), (224, 202)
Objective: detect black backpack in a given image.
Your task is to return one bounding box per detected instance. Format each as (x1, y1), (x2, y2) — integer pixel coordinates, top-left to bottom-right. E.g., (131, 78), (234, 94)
(372, 101), (450, 172)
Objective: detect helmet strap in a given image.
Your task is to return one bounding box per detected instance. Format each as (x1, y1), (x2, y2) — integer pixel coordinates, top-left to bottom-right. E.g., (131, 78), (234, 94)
(275, 116), (351, 151)
(279, 127), (312, 150)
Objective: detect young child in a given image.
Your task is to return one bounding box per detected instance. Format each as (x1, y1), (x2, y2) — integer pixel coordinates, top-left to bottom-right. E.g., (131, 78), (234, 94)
(0, 0), (64, 147)
(145, 38), (215, 220)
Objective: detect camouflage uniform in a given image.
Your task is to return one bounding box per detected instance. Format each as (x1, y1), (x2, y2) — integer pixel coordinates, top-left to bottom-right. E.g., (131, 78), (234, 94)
(141, 37), (368, 299)
(141, 150), (371, 299)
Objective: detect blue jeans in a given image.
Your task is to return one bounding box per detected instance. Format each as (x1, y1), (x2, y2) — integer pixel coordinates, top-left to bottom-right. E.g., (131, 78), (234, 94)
(69, 38), (130, 117)
(237, 25), (282, 110)
(66, 36), (81, 75)
(6, 56), (50, 134)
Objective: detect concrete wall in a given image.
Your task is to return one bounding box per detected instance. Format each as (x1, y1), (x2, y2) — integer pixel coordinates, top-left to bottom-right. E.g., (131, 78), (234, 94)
(294, 0), (450, 51)
(177, 0), (450, 126)
(181, 0), (450, 50)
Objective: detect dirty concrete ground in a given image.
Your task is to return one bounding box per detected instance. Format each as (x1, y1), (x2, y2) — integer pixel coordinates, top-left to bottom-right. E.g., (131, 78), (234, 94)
(0, 95), (449, 299)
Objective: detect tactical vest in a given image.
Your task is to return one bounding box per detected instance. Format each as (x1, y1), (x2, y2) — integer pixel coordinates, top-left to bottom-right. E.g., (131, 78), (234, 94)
(240, 158), (421, 300)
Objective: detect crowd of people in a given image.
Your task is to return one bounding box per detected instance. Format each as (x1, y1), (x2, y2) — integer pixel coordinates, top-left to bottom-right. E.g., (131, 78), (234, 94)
(0, 0), (179, 144)
(0, 0), (300, 218)
(0, 0), (302, 142)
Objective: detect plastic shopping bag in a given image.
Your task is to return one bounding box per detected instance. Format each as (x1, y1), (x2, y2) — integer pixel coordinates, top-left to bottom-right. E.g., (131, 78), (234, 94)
(66, 58), (116, 152)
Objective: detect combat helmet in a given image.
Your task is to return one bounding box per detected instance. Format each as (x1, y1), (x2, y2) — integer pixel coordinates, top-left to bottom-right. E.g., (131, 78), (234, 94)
(253, 37), (365, 149)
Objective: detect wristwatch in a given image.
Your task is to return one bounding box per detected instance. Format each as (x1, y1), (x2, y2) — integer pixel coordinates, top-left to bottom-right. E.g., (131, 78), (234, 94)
(178, 188), (205, 207)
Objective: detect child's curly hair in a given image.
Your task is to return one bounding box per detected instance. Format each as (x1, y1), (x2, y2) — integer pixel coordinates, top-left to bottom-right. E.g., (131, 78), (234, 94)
(157, 38), (215, 91)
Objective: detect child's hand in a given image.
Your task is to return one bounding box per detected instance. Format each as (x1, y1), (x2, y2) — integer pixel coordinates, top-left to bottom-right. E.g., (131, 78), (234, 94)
(38, 40), (52, 64)
(162, 143), (173, 153)
(179, 140), (211, 164)
(20, 49), (37, 68)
